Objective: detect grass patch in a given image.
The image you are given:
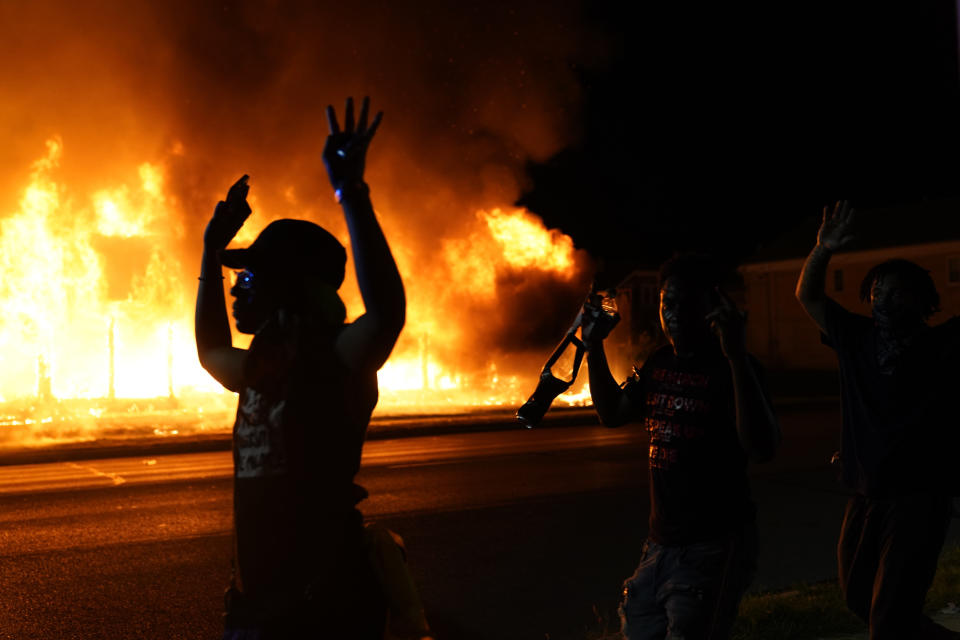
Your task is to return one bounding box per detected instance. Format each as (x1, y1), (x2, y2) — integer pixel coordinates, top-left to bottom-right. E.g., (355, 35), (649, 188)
(733, 543), (960, 639)
(925, 543), (960, 613)
(730, 581), (862, 640)
(585, 544), (960, 640)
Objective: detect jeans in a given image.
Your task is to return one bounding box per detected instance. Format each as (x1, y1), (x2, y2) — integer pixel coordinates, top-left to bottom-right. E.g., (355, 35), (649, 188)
(619, 523), (757, 640)
(838, 493), (959, 640)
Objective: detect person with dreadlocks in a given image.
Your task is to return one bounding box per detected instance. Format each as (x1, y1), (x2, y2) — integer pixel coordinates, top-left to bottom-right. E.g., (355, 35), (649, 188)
(196, 97), (430, 639)
(585, 253), (780, 640)
(796, 200), (960, 639)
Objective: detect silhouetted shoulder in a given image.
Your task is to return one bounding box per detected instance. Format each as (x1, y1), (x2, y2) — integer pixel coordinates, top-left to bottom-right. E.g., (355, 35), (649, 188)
(821, 297), (872, 350)
(932, 315), (960, 352)
(622, 345), (672, 405)
(936, 315), (960, 331)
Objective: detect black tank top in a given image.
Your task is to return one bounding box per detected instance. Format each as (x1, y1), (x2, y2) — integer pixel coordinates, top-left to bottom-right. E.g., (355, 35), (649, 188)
(230, 317), (378, 612)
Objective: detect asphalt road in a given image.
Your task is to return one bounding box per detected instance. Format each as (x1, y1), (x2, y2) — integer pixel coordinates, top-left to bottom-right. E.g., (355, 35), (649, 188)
(1, 406), (957, 639)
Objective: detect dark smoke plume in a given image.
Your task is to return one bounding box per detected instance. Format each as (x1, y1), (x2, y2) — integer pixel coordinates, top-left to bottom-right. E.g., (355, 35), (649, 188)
(0, 0), (611, 382)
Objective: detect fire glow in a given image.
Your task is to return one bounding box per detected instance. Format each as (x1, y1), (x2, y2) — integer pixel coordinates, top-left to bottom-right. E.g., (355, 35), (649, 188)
(0, 140), (593, 444)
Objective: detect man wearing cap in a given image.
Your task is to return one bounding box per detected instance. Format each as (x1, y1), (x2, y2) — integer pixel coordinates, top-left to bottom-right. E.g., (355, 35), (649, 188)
(196, 97), (407, 638)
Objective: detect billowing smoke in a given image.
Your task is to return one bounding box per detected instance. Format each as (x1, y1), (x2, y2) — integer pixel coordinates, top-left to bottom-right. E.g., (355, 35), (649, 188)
(0, 0), (609, 410)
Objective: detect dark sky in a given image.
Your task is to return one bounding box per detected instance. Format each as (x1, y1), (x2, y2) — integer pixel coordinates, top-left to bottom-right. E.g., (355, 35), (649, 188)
(521, 2), (960, 280)
(1, 0), (958, 353)
(4, 0), (955, 271)
(0, 0), (613, 359)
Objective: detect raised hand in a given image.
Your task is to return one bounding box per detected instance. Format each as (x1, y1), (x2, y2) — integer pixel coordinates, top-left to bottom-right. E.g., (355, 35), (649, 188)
(204, 174), (252, 250)
(817, 200), (855, 251)
(323, 96), (383, 192)
(706, 287), (747, 359)
(580, 292), (620, 347)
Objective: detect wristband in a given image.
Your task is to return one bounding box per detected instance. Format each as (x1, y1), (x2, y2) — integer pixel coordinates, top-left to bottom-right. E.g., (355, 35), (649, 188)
(335, 181), (370, 204)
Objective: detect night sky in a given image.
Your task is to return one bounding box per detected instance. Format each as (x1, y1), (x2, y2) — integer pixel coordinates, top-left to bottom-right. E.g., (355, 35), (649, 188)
(521, 2), (960, 283)
(4, 1), (956, 268)
(1, 1), (959, 349)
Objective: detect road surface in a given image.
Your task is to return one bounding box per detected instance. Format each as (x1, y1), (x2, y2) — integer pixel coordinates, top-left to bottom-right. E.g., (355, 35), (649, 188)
(1, 406), (956, 639)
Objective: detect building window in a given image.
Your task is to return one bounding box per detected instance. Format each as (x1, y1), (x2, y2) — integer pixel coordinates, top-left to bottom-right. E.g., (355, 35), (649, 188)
(833, 269), (844, 292)
(949, 257), (960, 285)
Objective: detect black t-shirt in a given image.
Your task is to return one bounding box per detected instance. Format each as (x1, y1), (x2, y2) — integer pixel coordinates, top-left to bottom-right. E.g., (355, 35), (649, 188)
(623, 345), (756, 545)
(821, 298), (960, 496)
(231, 318), (378, 616)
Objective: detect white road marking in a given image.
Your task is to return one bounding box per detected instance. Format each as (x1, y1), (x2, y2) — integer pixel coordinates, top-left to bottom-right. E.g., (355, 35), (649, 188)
(64, 461), (127, 486)
(0, 426), (643, 495)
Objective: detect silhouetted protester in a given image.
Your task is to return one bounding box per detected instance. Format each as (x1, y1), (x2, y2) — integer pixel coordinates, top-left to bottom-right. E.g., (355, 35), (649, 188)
(796, 201), (960, 640)
(195, 97), (419, 639)
(585, 254), (780, 640)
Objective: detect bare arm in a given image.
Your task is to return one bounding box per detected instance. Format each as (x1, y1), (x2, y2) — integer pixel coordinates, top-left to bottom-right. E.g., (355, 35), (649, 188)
(727, 353), (780, 462)
(708, 289), (780, 462)
(582, 302), (634, 427)
(586, 340), (635, 428)
(335, 186), (406, 371)
(323, 98), (406, 372)
(195, 177), (251, 391)
(795, 200), (854, 334)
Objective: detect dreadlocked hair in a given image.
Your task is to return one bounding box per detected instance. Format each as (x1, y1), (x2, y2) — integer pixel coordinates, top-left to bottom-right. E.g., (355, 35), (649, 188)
(859, 259), (941, 319)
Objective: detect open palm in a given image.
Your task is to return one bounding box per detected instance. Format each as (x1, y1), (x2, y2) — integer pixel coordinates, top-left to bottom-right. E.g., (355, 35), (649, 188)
(818, 200), (855, 251)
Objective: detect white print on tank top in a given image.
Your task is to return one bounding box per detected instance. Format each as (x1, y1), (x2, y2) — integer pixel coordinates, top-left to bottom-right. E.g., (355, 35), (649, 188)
(234, 388), (288, 478)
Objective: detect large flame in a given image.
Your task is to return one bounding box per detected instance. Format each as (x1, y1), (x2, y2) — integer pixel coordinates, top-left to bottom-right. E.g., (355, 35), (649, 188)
(0, 140), (591, 444)
(0, 139), (216, 401)
(440, 208), (576, 299)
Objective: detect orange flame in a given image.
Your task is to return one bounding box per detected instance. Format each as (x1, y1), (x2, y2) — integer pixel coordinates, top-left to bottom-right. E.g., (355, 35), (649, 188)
(0, 139), (218, 403)
(0, 140), (591, 443)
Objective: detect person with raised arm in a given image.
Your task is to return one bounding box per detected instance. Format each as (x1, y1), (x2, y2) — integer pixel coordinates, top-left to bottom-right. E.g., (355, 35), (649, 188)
(796, 201), (960, 639)
(195, 97), (426, 639)
(585, 254), (780, 640)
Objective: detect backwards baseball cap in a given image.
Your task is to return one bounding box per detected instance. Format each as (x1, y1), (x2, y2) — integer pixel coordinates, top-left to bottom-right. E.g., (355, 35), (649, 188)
(221, 219), (347, 289)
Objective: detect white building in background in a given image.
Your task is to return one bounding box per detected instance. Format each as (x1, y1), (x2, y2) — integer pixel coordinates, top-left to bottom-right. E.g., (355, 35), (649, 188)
(741, 198), (960, 371)
(613, 198), (960, 374)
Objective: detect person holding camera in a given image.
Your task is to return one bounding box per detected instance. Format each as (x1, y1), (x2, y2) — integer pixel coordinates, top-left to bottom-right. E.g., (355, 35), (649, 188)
(796, 201), (960, 639)
(195, 97), (414, 638)
(585, 254), (780, 640)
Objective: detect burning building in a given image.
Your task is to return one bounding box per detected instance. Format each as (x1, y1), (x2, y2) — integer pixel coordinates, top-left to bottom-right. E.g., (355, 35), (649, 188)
(0, 0), (613, 444)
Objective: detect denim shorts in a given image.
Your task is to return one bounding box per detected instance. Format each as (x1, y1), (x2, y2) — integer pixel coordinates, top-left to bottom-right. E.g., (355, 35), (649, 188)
(620, 523), (757, 640)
